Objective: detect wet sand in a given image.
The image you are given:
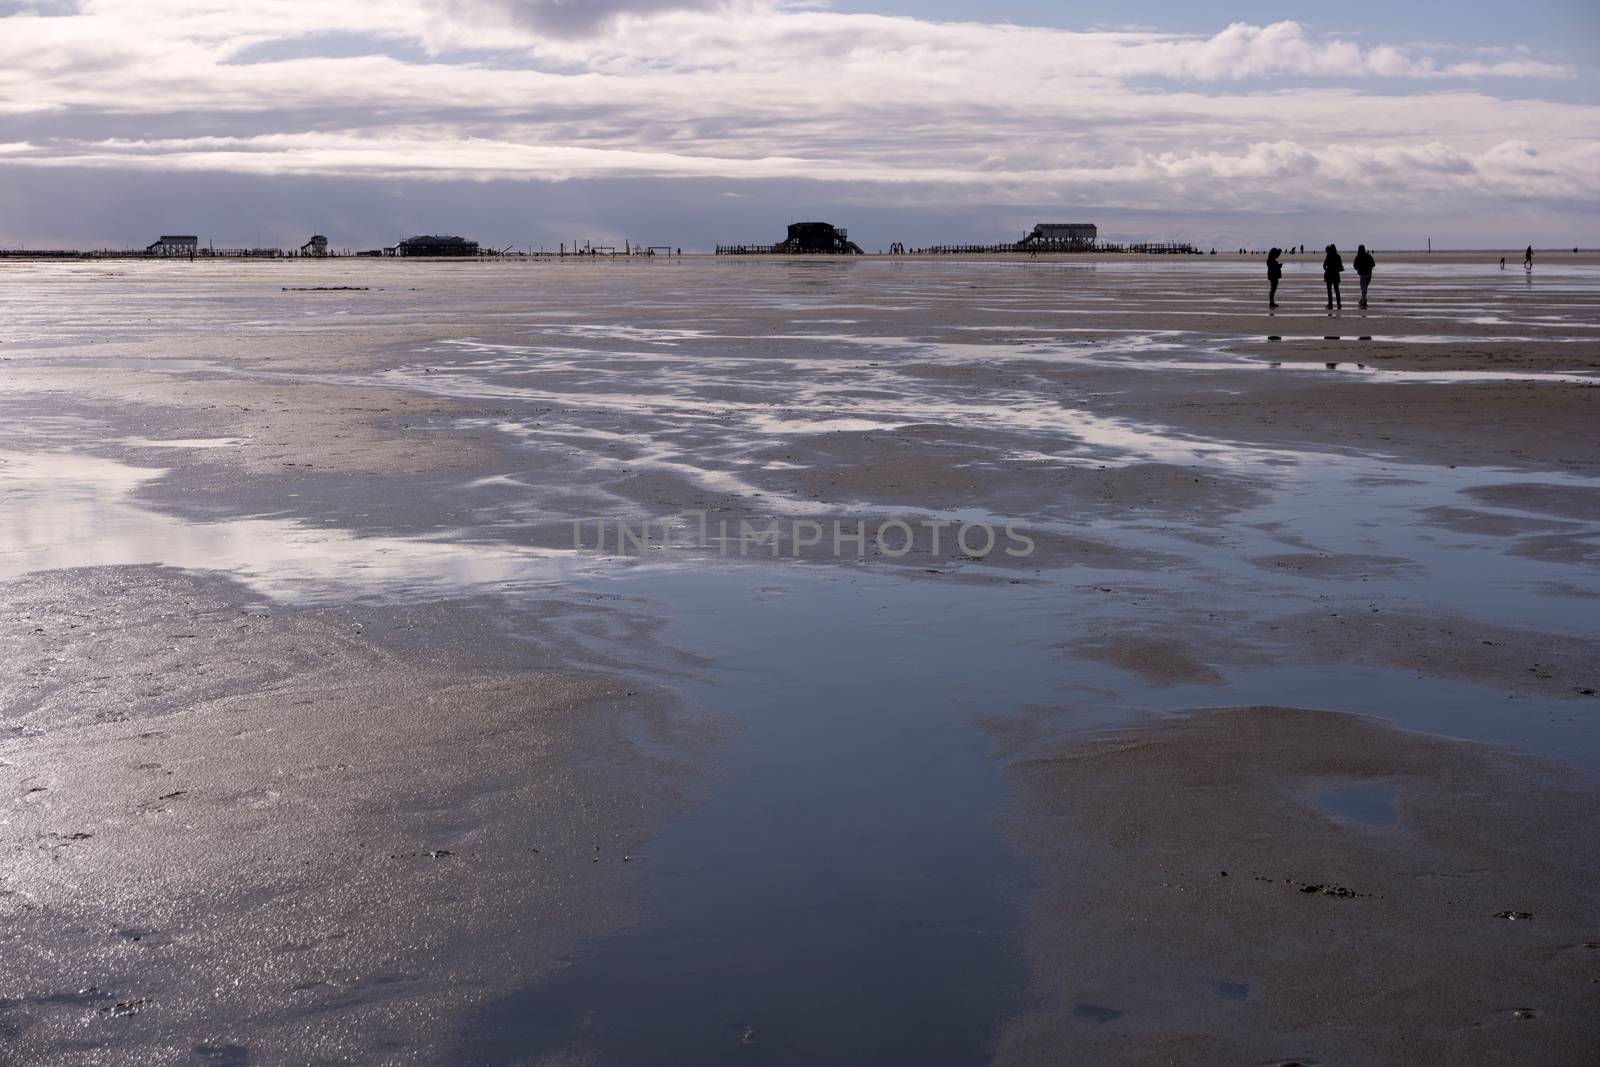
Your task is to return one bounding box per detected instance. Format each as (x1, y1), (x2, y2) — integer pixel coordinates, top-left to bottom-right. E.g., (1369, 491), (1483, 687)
(997, 707), (1600, 1065)
(2, 568), (700, 1065)
(1, 254), (1597, 1063)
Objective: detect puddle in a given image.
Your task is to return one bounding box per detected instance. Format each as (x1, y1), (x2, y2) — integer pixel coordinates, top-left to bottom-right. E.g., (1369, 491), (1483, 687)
(122, 436), (251, 449)
(1072, 1003), (1125, 1024)
(461, 564), (1056, 1065)
(1308, 780), (1400, 829)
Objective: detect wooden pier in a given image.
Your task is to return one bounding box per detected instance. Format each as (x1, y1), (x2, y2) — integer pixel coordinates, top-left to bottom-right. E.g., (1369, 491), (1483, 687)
(905, 241), (1200, 255)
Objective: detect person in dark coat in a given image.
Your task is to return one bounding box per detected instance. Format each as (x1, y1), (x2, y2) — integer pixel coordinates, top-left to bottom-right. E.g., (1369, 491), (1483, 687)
(1267, 248), (1283, 308)
(1353, 245), (1375, 308)
(1322, 244), (1344, 309)
(1524, 245), (1534, 271)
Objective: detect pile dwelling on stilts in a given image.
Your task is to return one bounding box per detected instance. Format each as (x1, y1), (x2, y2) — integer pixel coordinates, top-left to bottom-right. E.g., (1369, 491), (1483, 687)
(717, 222), (864, 255)
(909, 223), (1200, 256)
(395, 235), (480, 257)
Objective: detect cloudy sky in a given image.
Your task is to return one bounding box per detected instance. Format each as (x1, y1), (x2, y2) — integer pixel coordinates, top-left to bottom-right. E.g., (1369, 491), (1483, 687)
(1, 0), (1595, 250)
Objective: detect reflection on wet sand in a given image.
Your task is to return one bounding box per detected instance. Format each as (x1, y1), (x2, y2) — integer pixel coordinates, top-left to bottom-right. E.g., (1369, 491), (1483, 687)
(0, 451), (583, 599)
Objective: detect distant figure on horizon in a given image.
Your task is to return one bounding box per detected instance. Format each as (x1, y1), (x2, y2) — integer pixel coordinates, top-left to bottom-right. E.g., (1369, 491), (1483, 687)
(1500, 257), (1506, 269)
(1524, 245), (1534, 271)
(1353, 245), (1375, 308)
(1322, 244), (1344, 310)
(1267, 248), (1283, 308)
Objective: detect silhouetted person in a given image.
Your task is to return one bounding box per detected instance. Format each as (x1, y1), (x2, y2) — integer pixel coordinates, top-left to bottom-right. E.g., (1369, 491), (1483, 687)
(1353, 245), (1375, 308)
(1500, 257), (1506, 269)
(1267, 248), (1283, 308)
(1322, 244), (1344, 309)
(1524, 245), (1534, 271)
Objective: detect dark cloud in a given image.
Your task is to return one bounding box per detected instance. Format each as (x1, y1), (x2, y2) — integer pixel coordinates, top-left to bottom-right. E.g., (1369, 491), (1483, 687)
(444, 0), (730, 39)
(0, 167), (960, 251)
(0, 0), (81, 14)
(1, 166), (1586, 253)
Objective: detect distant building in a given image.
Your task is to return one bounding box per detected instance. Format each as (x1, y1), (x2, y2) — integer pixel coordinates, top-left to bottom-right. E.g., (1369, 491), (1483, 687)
(301, 234), (329, 257)
(776, 222), (863, 255)
(397, 235), (479, 257)
(146, 235), (199, 256)
(1019, 223), (1098, 249)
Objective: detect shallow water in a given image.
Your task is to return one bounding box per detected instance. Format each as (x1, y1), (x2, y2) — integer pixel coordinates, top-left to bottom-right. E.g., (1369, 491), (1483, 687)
(2, 257), (1598, 1062)
(7, 447), (1599, 1062)
(466, 565), (1054, 1065)
(1310, 780), (1400, 829)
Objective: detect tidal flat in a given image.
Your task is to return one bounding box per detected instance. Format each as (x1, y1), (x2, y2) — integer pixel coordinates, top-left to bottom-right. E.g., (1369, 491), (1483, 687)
(1, 254), (1597, 1065)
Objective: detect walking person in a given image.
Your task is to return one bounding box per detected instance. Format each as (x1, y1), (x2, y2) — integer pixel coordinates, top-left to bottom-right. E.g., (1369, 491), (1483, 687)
(1524, 245), (1534, 271)
(1267, 247), (1283, 308)
(1353, 244), (1375, 308)
(1322, 244), (1344, 310)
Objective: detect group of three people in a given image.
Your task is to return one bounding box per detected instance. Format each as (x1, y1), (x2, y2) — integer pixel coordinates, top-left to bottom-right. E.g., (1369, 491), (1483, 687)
(1267, 244), (1375, 310)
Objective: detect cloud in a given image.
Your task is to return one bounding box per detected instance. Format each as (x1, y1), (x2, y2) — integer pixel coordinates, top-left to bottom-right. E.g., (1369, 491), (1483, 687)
(0, 3), (1592, 246)
(1109, 21), (1573, 81)
(9, 130), (1594, 218)
(440, 0), (733, 39)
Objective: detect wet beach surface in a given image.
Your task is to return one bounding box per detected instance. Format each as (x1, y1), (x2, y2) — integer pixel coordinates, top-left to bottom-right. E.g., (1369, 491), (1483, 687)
(1, 255), (1598, 1064)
